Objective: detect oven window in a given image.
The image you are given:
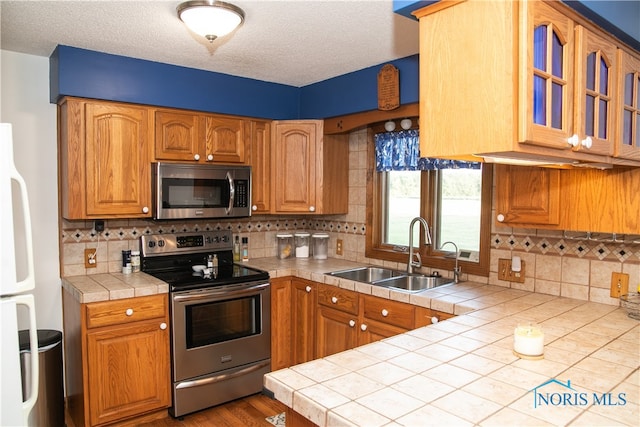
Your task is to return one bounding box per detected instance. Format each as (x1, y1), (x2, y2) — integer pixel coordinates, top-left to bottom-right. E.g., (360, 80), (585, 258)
(185, 295), (261, 348)
(163, 178), (229, 208)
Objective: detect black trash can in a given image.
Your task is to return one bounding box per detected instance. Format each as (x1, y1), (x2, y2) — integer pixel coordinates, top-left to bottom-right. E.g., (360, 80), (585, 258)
(19, 329), (64, 427)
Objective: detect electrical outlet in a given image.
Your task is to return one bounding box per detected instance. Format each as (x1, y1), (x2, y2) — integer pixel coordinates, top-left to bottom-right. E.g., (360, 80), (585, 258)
(84, 248), (97, 268)
(610, 272), (629, 298)
(336, 239), (343, 256)
(497, 258), (526, 283)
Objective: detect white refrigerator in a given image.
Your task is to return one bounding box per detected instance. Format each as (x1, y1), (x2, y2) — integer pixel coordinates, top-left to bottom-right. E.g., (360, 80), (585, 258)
(0, 123), (39, 425)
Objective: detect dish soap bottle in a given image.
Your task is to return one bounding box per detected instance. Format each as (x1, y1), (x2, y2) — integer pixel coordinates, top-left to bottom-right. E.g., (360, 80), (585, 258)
(233, 236), (241, 262)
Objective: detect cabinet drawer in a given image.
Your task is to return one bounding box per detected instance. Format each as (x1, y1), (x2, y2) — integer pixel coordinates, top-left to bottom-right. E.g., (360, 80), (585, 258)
(363, 296), (414, 329)
(85, 294), (167, 329)
(317, 284), (358, 315)
(415, 307), (455, 327)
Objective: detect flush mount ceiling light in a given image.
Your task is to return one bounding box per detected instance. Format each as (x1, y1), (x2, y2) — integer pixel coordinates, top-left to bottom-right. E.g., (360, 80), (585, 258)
(177, 0), (245, 42)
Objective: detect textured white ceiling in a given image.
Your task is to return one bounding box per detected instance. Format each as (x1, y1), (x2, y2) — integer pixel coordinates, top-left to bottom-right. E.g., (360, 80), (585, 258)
(0, 0), (420, 87)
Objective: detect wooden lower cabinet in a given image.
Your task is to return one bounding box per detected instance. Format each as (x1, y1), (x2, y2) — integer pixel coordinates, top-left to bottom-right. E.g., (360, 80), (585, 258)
(358, 295), (415, 346)
(415, 306), (456, 326)
(270, 277), (292, 371)
(358, 319), (408, 345)
(63, 291), (170, 426)
(271, 278), (455, 369)
(291, 279), (316, 365)
(316, 305), (358, 358)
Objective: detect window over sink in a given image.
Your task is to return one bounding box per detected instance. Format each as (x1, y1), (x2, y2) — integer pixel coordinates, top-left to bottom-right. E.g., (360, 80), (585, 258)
(366, 127), (492, 277)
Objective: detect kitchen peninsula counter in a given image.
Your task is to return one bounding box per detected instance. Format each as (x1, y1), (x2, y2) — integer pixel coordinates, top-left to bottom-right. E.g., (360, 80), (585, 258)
(248, 258), (640, 427)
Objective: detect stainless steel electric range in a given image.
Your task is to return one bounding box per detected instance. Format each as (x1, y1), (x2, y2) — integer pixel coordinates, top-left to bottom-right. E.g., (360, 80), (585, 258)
(140, 230), (271, 418)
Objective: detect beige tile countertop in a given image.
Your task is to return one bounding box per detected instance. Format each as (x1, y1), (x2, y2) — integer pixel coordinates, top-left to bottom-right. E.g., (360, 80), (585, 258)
(62, 272), (168, 303)
(250, 258), (640, 427)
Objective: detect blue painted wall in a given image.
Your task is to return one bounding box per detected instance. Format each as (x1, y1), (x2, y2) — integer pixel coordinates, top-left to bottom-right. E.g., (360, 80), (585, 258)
(299, 55), (419, 119)
(50, 45), (420, 120)
(50, 46), (301, 119)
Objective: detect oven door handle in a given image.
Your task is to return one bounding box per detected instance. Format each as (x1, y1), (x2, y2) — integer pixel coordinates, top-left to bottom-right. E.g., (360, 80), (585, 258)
(173, 282), (270, 302)
(226, 171), (235, 215)
(175, 360), (270, 390)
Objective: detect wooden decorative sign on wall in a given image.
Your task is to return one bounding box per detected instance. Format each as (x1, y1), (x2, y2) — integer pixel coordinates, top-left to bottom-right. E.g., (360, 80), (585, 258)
(377, 64), (400, 111)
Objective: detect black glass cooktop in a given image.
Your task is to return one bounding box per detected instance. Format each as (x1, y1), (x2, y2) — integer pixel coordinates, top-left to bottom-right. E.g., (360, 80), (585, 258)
(142, 250), (269, 292)
(149, 264), (269, 292)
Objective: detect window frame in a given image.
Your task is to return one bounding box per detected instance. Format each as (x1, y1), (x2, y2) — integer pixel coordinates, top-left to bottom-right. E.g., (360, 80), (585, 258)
(365, 127), (493, 277)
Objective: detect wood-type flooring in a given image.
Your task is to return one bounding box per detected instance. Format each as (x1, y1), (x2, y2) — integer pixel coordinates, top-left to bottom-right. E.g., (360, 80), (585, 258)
(66, 393), (287, 427)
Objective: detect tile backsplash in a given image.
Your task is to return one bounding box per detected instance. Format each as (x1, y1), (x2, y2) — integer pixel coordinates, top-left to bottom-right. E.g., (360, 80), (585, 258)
(59, 129), (640, 306)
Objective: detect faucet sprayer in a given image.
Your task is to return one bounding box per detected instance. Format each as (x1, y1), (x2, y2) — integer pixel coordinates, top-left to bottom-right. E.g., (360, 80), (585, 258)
(440, 241), (461, 283)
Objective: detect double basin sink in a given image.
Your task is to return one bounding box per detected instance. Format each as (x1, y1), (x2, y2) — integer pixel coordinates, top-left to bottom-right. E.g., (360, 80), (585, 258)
(328, 267), (454, 293)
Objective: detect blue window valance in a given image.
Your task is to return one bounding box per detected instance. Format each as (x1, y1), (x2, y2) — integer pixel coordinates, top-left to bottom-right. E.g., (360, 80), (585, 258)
(374, 130), (481, 171)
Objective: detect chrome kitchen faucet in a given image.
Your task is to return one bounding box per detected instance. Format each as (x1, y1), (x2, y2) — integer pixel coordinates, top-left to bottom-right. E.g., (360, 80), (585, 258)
(407, 217), (432, 274)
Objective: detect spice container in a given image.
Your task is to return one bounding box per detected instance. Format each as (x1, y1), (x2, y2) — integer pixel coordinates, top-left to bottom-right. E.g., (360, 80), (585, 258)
(311, 233), (329, 260)
(276, 233), (294, 259)
(294, 232), (310, 258)
(131, 250), (141, 273)
(122, 250), (132, 274)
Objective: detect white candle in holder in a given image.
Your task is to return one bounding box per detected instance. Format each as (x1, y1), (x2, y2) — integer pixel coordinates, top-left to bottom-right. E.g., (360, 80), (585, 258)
(514, 324), (544, 357)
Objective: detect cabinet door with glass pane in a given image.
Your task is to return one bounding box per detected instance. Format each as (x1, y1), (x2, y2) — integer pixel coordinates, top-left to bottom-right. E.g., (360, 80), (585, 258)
(521, 1), (575, 150)
(573, 26), (617, 156)
(616, 48), (640, 161)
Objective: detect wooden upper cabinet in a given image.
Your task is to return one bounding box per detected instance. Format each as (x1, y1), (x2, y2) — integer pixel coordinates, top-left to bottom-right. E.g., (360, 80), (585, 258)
(153, 109), (246, 164)
(495, 165), (560, 226)
(154, 110), (201, 161)
(271, 120), (348, 214)
(247, 120), (271, 213)
(204, 115), (246, 163)
(615, 48), (640, 161)
(414, 0), (636, 166)
(59, 98), (153, 219)
(272, 121), (317, 213)
(496, 164), (640, 234)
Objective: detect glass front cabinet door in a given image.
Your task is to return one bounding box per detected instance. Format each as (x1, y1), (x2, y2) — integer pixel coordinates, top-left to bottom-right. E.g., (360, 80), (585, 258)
(522, 2), (575, 150)
(616, 49), (640, 161)
(573, 26), (617, 156)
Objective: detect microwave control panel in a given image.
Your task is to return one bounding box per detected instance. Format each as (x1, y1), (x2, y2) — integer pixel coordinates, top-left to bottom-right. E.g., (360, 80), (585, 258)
(234, 180), (248, 207)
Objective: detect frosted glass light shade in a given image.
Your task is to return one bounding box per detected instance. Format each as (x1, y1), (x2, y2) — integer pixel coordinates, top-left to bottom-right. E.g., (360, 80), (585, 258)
(384, 121), (396, 132)
(178, 0), (245, 42)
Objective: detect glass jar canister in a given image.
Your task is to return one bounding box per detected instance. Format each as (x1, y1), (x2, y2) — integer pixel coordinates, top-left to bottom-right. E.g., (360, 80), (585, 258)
(276, 233), (294, 259)
(311, 233), (329, 259)
(294, 232), (310, 258)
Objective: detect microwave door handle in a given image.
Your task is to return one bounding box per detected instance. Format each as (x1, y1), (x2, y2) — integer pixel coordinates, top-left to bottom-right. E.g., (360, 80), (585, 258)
(226, 171), (235, 215)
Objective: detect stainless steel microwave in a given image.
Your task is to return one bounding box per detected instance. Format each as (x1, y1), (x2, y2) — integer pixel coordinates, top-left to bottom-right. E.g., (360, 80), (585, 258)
(153, 163), (251, 220)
